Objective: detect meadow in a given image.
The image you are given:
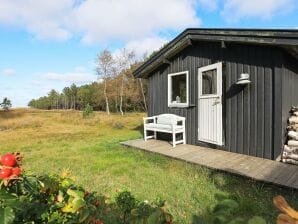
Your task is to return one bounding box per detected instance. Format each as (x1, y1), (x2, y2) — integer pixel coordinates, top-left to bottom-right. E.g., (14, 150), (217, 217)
(0, 109), (297, 223)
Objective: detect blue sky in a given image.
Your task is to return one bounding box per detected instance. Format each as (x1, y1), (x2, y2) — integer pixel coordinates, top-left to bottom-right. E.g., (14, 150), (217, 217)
(0, 0), (297, 107)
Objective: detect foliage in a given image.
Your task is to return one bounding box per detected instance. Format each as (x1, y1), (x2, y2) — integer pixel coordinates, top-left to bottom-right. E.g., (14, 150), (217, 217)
(273, 195), (298, 224)
(0, 98), (12, 111)
(193, 193), (266, 224)
(115, 191), (173, 224)
(0, 152), (172, 224)
(83, 104), (94, 118)
(28, 49), (148, 113)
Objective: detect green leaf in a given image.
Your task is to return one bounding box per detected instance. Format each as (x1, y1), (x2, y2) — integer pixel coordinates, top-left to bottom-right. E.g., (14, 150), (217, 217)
(78, 208), (90, 223)
(61, 203), (76, 213)
(0, 191), (16, 200)
(0, 207), (15, 224)
(67, 189), (84, 199)
(213, 214), (228, 224)
(248, 216), (266, 224)
(2, 199), (22, 210)
(147, 209), (163, 224)
(72, 198), (86, 210)
(61, 178), (74, 188)
(23, 176), (41, 194)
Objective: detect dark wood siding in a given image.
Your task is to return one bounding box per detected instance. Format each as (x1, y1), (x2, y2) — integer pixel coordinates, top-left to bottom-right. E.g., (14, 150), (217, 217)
(148, 41), (286, 159)
(281, 53), (298, 156)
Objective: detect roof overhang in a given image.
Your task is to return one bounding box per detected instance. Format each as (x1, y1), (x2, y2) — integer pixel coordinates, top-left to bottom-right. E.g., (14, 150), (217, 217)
(133, 28), (298, 78)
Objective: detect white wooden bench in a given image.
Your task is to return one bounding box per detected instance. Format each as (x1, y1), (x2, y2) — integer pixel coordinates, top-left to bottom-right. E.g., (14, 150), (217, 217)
(143, 114), (186, 147)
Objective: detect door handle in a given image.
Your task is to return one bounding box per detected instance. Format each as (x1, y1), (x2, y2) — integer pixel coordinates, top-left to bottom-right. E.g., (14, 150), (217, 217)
(212, 97), (221, 105)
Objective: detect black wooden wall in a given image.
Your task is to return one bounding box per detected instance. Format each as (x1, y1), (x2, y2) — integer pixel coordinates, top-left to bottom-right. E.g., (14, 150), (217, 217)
(147, 41), (296, 160)
(281, 53), (298, 153)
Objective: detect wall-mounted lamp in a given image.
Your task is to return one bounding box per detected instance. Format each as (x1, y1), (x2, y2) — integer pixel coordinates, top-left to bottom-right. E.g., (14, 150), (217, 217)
(236, 73), (251, 85)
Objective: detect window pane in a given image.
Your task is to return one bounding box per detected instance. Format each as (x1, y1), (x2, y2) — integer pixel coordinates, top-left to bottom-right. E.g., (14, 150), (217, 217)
(202, 69), (217, 95)
(171, 74), (186, 103)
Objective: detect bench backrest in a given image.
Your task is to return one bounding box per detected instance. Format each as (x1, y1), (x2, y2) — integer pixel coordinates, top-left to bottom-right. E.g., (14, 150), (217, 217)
(156, 114), (184, 125)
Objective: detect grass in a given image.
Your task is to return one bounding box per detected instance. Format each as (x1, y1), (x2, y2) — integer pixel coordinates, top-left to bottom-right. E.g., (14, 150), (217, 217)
(0, 109), (297, 223)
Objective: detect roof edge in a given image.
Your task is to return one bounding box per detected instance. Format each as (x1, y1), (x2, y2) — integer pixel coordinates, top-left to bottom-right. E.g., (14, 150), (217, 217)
(133, 28), (298, 78)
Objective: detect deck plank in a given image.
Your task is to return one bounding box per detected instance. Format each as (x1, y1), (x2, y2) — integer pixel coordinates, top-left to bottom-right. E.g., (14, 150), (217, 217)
(121, 139), (298, 189)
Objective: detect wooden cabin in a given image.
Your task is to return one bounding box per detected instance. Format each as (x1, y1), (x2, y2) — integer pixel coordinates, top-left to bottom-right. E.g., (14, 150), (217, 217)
(133, 29), (298, 160)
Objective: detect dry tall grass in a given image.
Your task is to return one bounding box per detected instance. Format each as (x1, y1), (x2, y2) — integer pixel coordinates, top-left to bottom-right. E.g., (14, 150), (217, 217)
(1, 109), (298, 224)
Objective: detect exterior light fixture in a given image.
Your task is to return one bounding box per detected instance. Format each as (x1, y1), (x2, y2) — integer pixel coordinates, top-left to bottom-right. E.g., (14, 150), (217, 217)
(236, 73), (251, 85)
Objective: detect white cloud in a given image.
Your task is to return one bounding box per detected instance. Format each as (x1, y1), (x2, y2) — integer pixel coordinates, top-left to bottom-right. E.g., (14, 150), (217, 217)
(42, 67), (97, 84)
(0, 0), (73, 41)
(113, 36), (169, 59)
(70, 0), (200, 44)
(221, 0), (295, 22)
(0, 0), (200, 43)
(2, 68), (16, 76)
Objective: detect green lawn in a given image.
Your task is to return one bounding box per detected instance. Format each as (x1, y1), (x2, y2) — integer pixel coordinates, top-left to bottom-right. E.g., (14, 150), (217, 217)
(0, 109), (297, 223)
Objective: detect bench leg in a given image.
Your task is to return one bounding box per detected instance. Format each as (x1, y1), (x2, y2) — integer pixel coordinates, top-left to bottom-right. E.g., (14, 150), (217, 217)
(183, 130), (186, 144)
(154, 131), (157, 139)
(144, 129), (147, 141)
(172, 132), (176, 147)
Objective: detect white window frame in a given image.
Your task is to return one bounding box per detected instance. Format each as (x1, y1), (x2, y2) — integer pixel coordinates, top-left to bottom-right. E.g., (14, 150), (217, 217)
(168, 71), (189, 108)
(198, 62), (222, 98)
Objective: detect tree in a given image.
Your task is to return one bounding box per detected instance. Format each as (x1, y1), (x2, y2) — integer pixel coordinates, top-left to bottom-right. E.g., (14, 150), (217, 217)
(115, 48), (135, 116)
(138, 78), (147, 112)
(48, 89), (59, 110)
(1, 97), (12, 111)
(70, 84), (78, 110)
(27, 52), (149, 113)
(62, 87), (72, 109)
(96, 49), (115, 115)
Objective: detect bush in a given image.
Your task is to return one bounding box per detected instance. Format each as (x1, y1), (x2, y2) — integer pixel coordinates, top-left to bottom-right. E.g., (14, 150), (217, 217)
(0, 152), (173, 224)
(83, 104), (94, 118)
(193, 193), (266, 224)
(115, 191), (173, 224)
(112, 122), (124, 130)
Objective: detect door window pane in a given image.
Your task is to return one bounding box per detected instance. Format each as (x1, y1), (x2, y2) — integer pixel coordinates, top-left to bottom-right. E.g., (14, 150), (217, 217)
(171, 74), (186, 103)
(202, 69), (217, 95)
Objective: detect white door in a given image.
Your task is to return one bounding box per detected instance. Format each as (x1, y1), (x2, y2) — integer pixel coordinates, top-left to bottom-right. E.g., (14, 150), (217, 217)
(198, 62), (223, 145)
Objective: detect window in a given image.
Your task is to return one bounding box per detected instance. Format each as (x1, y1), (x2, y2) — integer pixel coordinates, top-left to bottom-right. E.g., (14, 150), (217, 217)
(198, 62), (222, 97)
(168, 71), (189, 107)
(202, 69), (217, 95)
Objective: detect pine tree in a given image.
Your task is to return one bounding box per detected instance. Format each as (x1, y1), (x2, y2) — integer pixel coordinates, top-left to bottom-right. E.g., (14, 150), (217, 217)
(1, 97), (12, 111)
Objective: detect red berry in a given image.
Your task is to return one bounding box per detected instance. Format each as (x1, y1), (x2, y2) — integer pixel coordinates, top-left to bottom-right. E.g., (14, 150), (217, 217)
(84, 191), (89, 198)
(12, 167), (22, 176)
(95, 200), (100, 207)
(1, 153), (17, 167)
(0, 168), (12, 179)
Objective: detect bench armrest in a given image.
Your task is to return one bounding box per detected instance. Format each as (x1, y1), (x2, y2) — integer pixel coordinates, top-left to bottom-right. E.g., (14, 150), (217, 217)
(176, 117), (185, 128)
(143, 116), (156, 124)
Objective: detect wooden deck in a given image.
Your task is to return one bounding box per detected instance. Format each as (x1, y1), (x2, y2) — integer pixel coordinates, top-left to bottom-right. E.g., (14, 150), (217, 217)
(121, 139), (298, 190)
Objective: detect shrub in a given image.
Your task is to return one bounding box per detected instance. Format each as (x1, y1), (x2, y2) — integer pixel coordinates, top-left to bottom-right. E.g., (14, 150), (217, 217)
(193, 193), (266, 224)
(112, 122), (124, 130)
(115, 191), (173, 224)
(0, 152), (173, 224)
(83, 104), (94, 118)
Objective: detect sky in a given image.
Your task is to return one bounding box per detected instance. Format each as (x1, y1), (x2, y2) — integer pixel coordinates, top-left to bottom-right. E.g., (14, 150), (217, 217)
(0, 0), (297, 107)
